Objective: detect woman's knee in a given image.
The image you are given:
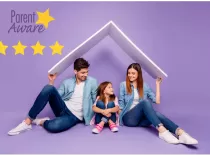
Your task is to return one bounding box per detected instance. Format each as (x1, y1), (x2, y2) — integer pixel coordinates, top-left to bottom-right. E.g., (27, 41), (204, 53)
(96, 101), (105, 109)
(141, 99), (152, 108)
(107, 102), (115, 108)
(122, 116), (138, 127)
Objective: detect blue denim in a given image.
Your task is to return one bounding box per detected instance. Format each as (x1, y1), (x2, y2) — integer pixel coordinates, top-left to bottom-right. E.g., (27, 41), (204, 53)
(118, 81), (156, 125)
(122, 100), (179, 134)
(95, 101), (116, 124)
(28, 85), (81, 133)
(57, 76), (98, 125)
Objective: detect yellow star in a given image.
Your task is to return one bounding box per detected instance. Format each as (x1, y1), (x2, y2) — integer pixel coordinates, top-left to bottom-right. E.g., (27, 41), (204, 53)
(13, 41), (27, 55)
(36, 8), (55, 29)
(50, 41), (64, 55)
(0, 41), (8, 55)
(31, 41), (45, 55)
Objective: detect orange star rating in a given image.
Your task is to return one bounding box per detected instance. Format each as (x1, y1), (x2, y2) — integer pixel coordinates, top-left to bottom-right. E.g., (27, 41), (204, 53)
(50, 41), (64, 55)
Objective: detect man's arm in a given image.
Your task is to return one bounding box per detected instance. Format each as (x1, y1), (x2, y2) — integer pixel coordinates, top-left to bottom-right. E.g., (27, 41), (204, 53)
(91, 79), (98, 103)
(57, 82), (65, 97)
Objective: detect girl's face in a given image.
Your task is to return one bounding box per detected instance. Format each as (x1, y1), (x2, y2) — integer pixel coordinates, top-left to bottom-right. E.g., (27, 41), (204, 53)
(128, 68), (138, 82)
(104, 83), (114, 95)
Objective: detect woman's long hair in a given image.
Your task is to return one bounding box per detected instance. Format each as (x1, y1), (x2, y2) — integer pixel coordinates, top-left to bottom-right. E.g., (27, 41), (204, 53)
(126, 63), (143, 98)
(97, 81), (116, 104)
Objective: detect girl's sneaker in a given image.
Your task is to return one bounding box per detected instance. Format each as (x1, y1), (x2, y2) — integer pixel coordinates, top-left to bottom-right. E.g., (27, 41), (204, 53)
(92, 124), (104, 134)
(109, 123), (119, 132)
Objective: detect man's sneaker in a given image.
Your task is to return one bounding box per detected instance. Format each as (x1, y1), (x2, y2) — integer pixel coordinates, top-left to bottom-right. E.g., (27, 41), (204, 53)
(109, 123), (119, 132)
(32, 117), (50, 125)
(92, 124), (104, 134)
(179, 132), (198, 145)
(159, 130), (179, 144)
(8, 121), (32, 136)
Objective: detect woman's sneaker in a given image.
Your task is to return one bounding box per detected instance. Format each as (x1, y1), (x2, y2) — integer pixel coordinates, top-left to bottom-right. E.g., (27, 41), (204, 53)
(179, 132), (198, 145)
(159, 130), (179, 144)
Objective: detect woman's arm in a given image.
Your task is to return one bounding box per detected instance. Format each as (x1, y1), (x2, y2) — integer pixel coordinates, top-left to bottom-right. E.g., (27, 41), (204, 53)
(118, 82), (126, 111)
(155, 78), (162, 104)
(146, 78), (162, 104)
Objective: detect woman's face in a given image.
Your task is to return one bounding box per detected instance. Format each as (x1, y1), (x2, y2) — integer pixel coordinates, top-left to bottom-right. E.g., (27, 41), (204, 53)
(104, 83), (114, 95)
(128, 68), (138, 82)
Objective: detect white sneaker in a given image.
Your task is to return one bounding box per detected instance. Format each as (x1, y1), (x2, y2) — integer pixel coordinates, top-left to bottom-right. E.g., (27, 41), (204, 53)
(159, 130), (179, 144)
(179, 132), (198, 145)
(32, 117), (50, 125)
(8, 121), (32, 136)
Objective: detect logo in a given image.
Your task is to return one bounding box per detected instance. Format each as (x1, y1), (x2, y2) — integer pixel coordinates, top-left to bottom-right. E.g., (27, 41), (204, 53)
(8, 8), (55, 33)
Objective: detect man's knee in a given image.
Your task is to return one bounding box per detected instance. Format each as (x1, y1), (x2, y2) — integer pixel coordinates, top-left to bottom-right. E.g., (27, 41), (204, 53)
(107, 102), (115, 108)
(40, 85), (56, 96)
(96, 101), (105, 109)
(43, 120), (63, 133)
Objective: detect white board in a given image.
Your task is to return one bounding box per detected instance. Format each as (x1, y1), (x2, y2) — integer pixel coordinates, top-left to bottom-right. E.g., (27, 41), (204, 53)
(48, 21), (168, 79)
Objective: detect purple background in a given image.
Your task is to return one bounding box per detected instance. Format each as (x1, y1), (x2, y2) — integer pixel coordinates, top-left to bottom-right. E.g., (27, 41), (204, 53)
(0, 2), (210, 154)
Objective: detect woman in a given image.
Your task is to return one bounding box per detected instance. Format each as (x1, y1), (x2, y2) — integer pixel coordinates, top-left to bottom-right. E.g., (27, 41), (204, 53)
(119, 63), (198, 145)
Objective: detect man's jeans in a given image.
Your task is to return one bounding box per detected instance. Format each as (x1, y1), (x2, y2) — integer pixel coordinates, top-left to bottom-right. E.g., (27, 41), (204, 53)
(123, 100), (179, 134)
(28, 85), (81, 133)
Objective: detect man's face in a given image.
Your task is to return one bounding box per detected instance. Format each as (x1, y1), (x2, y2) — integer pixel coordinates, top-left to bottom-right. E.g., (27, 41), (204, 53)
(74, 68), (88, 81)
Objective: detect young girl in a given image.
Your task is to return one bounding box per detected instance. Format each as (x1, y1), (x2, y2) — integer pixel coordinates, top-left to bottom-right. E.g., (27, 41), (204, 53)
(91, 81), (120, 134)
(119, 63), (198, 145)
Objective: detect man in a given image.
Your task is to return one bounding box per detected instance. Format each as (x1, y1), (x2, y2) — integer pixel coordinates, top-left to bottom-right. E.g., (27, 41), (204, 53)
(8, 58), (98, 135)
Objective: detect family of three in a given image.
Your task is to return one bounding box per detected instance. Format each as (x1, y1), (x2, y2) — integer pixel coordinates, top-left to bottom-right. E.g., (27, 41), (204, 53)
(8, 58), (198, 145)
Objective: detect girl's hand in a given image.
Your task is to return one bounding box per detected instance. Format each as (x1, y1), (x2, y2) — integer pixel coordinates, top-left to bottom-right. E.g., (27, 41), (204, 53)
(103, 109), (111, 116)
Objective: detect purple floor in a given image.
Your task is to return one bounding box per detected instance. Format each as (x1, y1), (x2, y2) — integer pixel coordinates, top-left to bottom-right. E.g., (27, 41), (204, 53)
(1, 111), (209, 154)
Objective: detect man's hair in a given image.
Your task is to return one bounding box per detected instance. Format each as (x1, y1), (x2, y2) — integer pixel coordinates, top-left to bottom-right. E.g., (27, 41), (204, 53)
(74, 58), (90, 71)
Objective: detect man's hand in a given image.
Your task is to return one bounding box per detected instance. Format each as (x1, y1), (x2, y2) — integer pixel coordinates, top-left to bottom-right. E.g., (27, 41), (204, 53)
(48, 73), (57, 85)
(156, 77), (162, 85)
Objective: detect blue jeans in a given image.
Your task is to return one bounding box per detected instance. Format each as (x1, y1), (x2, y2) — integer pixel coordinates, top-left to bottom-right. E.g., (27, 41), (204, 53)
(28, 85), (81, 133)
(122, 100), (179, 134)
(95, 101), (116, 124)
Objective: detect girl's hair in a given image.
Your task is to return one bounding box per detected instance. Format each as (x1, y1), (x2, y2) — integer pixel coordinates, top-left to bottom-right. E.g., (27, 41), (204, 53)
(126, 63), (143, 98)
(97, 81), (116, 104)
